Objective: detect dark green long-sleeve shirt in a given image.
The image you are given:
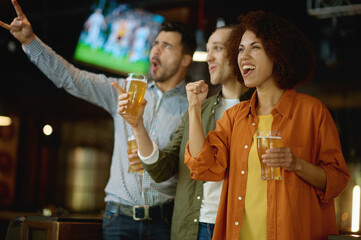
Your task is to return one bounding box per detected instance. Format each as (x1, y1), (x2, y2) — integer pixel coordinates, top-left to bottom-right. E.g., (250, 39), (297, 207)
(143, 89), (253, 240)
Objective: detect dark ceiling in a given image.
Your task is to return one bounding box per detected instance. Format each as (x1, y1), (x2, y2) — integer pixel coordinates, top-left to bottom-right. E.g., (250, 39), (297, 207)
(0, 0), (360, 119)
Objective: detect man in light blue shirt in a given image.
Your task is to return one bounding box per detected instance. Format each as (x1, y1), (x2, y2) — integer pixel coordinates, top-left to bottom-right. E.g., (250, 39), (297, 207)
(0, 1), (196, 239)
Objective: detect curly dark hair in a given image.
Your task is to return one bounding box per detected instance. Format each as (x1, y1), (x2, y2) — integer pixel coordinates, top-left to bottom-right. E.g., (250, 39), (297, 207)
(226, 10), (316, 89)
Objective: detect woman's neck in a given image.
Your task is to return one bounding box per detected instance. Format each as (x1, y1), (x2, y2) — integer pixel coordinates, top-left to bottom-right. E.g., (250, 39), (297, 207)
(256, 84), (285, 116)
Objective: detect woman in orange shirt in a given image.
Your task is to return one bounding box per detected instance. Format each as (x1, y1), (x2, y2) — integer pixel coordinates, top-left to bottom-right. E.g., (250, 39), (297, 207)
(184, 11), (350, 240)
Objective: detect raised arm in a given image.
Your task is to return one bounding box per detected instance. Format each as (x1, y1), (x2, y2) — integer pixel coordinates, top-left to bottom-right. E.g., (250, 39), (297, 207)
(0, 0), (35, 46)
(186, 80), (208, 157)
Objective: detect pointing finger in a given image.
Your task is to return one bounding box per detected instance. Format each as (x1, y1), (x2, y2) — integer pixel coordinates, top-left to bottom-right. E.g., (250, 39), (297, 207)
(12, 0), (25, 18)
(111, 82), (125, 94)
(0, 21), (10, 31)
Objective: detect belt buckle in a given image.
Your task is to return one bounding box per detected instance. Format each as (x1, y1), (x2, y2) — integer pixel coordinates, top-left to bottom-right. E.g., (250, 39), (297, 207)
(133, 205), (152, 221)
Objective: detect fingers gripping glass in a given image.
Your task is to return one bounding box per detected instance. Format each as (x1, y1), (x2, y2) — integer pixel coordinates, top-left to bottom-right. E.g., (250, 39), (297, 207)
(257, 131), (282, 180)
(121, 73), (147, 118)
(127, 135), (144, 174)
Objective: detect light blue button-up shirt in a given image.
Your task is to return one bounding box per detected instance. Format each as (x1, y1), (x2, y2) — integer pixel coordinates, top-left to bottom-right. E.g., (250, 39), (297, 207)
(23, 37), (188, 206)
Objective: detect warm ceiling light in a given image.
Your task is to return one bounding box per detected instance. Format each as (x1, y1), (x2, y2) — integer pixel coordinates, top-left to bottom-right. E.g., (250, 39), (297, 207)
(0, 116), (12, 126)
(43, 124), (53, 136)
(193, 51), (207, 62)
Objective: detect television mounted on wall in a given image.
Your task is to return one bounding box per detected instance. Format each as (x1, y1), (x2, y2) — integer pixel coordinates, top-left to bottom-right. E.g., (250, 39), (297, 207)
(73, 0), (165, 75)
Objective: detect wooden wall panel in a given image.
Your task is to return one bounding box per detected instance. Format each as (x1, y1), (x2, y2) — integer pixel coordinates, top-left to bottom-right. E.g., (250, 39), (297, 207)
(0, 115), (19, 207)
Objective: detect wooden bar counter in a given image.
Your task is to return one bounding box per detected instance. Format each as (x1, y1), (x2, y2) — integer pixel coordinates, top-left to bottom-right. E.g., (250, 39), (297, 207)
(1, 211), (103, 240)
(21, 215), (102, 240)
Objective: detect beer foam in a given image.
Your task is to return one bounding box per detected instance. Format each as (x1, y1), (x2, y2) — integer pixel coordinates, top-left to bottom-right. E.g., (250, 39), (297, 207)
(128, 135), (136, 141)
(256, 136), (281, 139)
(126, 78), (147, 83)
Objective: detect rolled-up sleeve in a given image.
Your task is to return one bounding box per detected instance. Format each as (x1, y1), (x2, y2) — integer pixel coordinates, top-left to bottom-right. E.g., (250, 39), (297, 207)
(184, 110), (234, 182)
(315, 107), (350, 203)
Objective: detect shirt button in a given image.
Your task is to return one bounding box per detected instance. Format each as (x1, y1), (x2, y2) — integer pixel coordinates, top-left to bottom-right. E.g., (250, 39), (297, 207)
(235, 222), (239, 226)
(244, 145), (248, 149)
(197, 196), (201, 200)
(238, 196), (242, 200)
(241, 171), (245, 174)
(252, 122), (256, 126)
(194, 219), (198, 222)
(211, 110), (215, 114)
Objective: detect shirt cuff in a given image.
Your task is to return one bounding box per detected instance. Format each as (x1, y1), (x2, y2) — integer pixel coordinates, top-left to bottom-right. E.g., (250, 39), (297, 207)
(139, 142), (159, 165)
(22, 36), (43, 56)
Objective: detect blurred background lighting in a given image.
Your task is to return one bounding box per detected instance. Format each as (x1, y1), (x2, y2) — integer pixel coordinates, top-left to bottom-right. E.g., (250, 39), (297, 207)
(0, 116), (12, 126)
(352, 185), (360, 232)
(193, 51), (207, 62)
(43, 124), (53, 136)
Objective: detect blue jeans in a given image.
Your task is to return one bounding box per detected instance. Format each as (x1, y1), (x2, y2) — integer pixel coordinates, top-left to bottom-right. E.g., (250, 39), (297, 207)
(197, 222), (215, 240)
(102, 202), (172, 240)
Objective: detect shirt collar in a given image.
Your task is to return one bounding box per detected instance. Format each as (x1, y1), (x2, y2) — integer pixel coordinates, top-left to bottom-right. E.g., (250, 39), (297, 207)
(148, 80), (187, 96)
(215, 87), (255, 106)
(247, 88), (296, 119)
(214, 89), (222, 106)
(272, 89), (296, 119)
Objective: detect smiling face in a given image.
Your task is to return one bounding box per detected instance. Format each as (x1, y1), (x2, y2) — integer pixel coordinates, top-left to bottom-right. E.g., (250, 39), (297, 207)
(149, 31), (184, 83)
(206, 28), (234, 86)
(238, 30), (275, 89)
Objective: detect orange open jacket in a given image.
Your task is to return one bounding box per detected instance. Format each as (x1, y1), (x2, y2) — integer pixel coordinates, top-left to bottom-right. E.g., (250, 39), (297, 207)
(185, 89), (350, 240)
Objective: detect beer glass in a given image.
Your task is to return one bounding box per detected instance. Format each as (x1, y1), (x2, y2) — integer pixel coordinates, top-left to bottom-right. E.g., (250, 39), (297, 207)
(127, 136), (144, 174)
(122, 73), (147, 118)
(257, 131), (282, 180)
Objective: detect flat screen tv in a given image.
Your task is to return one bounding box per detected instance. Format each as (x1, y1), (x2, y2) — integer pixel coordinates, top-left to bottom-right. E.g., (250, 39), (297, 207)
(73, 1), (165, 75)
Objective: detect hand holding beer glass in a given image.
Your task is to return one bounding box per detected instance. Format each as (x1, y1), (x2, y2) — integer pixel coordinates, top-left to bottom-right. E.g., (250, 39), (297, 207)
(121, 73), (148, 118)
(257, 131), (282, 180)
(127, 135), (144, 174)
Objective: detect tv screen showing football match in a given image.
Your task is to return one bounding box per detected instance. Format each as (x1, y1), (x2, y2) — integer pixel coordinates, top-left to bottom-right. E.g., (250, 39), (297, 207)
(73, 1), (165, 75)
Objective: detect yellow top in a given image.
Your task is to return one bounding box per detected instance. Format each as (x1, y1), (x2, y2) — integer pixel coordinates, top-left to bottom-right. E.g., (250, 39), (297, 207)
(239, 115), (273, 240)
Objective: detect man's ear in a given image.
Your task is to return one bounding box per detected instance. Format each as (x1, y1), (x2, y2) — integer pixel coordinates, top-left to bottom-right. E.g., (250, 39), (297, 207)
(181, 54), (192, 67)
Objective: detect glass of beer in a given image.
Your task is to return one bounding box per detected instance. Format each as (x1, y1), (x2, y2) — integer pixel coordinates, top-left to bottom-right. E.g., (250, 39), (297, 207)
(127, 136), (144, 174)
(122, 73), (147, 118)
(257, 131), (282, 180)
